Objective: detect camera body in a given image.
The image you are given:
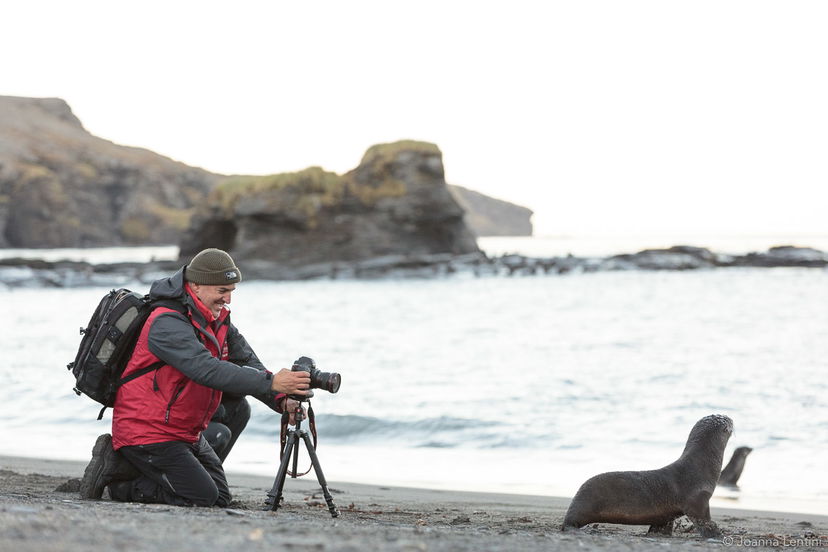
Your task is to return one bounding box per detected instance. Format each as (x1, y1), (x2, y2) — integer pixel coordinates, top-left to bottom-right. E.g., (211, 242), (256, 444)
(291, 356), (341, 400)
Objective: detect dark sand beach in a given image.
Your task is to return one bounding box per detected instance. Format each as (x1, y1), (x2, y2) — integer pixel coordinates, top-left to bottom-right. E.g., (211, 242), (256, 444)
(1, 455), (826, 551)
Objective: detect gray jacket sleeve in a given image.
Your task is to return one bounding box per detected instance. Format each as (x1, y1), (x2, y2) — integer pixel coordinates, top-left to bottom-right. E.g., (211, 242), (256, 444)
(147, 312), (273, 396)
(226, 324), (267, 371)
(224, 323), (285, 412)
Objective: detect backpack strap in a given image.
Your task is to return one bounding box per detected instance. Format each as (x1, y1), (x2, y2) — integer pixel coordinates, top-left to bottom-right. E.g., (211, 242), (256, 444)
(97, 300), (190, 421)
(118, 360), (165, 386)
(96, 360), (167, 420)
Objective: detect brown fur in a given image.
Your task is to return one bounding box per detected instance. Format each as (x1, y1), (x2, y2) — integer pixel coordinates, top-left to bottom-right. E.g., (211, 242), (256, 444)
(561, 414), (733, 538)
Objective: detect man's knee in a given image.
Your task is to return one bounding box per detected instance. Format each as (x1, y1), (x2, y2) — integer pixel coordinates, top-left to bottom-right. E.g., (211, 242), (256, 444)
(217, 397), (251, 461)
(190, 486), (220, 507)
(215, 492), (231, 508)
(203, 422), (232, 452)
(189, 481), (231, 507)
(228, 397), (251, 427)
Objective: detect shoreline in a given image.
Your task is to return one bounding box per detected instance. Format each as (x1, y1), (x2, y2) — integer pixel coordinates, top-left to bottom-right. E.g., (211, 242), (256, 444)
(6, 452), (826, 519)
(1, 243), (827, 288)
(2, 455), (826, 551)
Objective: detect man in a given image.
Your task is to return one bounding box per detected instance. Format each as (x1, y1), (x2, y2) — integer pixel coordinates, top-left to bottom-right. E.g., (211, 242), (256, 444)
(79, 248), (310, 507)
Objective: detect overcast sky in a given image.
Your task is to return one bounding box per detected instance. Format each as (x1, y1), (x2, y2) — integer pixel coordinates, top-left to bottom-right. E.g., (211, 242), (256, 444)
(3, 1), (826, 238)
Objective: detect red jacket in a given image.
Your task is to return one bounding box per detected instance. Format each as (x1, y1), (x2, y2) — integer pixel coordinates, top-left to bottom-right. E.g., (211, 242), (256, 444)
(112, 270), (278, 450)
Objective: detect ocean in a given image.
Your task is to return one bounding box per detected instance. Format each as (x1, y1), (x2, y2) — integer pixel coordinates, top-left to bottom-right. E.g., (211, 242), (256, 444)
(2, 236), (827, 516)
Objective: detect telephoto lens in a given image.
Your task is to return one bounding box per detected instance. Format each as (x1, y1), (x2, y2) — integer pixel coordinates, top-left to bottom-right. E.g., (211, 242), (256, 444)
(292, 356), (341, 394)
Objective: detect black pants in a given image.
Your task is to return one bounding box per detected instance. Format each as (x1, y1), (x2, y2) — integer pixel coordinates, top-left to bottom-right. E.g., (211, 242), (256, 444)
(111, 435), (231, 507)
(202, 396), (251, 463)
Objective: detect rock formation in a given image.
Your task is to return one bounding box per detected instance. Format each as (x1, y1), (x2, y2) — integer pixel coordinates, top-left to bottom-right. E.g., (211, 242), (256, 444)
(448, 185), (533, 236)
(179, 141), (481, 273)
(0, 95), (217, 248)
(0, 97), (533, 249)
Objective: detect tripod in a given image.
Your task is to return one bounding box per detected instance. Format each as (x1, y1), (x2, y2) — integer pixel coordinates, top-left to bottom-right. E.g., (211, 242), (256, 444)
(264, 400), (340, 517)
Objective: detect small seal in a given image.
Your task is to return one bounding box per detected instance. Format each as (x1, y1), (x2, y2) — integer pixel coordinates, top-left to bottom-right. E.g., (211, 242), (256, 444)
(561, 414), (733, 538)
(718, 446), (752, 487)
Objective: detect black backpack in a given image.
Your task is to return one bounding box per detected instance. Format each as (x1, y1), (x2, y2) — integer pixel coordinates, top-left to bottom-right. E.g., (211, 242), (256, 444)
(67, 288), (185, 419)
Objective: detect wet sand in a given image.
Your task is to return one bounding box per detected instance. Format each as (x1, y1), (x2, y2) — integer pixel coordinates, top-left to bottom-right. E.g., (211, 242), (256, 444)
(1, 455), (826, 551)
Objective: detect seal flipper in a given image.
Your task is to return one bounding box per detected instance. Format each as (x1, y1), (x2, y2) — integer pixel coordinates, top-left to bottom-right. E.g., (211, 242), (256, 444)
(687, 517), (722, 538)
(685, 490), (722, 538)
(560, 518), (585, 532)
(647, 518), (676, 536)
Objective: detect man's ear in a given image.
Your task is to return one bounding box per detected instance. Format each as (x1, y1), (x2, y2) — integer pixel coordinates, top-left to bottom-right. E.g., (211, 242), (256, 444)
(190, 282), (200, 293)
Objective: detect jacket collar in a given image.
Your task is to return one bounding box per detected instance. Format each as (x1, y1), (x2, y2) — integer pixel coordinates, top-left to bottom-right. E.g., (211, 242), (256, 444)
(149, 266), (187, 301)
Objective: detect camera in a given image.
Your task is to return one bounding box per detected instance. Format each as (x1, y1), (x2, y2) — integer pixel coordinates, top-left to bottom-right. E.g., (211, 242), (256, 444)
(291, 356), (341, 399)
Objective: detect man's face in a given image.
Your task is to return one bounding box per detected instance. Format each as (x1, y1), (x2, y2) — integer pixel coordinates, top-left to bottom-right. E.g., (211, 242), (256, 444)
(191, 283), (236, 318)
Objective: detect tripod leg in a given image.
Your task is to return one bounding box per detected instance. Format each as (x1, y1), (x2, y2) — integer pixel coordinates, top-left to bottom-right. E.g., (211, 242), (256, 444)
(264, 430), (298, 511)
(291, 430), (300, 477)
(299, 431), (340, 518)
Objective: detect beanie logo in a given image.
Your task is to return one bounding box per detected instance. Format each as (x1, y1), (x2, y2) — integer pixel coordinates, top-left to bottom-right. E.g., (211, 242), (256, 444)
(225, 270), (238, 280)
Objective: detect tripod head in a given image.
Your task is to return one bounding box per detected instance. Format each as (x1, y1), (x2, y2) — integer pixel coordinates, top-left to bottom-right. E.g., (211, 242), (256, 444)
(285, 398), (309, 427)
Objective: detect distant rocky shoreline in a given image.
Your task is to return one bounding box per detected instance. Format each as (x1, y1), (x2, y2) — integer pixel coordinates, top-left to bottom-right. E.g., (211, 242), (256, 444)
(1, 245), (825, 288)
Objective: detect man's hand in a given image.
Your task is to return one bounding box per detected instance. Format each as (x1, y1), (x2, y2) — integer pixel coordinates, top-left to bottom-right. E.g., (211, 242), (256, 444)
(271, 368), (310, 395)
(282, 398), (307, 426)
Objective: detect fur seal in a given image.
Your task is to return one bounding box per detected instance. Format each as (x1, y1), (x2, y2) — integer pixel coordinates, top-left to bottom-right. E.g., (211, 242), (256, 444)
(718, 446), (752, 487)
(562, 414), (733, 538)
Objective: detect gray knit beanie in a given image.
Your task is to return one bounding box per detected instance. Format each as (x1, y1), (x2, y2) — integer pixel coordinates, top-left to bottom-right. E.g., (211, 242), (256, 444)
(185, 248), (242, 285)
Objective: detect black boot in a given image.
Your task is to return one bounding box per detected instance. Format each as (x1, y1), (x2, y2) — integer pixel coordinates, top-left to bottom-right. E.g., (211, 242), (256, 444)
(107, 479), (133, 502)
(79, 434), (139, 499)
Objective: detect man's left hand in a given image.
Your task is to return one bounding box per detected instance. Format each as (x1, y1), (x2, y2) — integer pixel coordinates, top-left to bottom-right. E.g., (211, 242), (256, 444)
(283, 398), (306, 425)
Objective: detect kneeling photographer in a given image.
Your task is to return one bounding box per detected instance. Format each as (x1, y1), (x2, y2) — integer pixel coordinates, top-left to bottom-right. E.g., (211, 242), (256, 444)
(79, 248), (313, 507)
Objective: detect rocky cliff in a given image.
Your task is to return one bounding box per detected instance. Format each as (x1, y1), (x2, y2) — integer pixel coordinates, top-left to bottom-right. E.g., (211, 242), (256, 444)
(0, 96), (217, 248)
(1, 96), (531, 251)
(179, 141), (481, 268)
(448, 185), (533, 236)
